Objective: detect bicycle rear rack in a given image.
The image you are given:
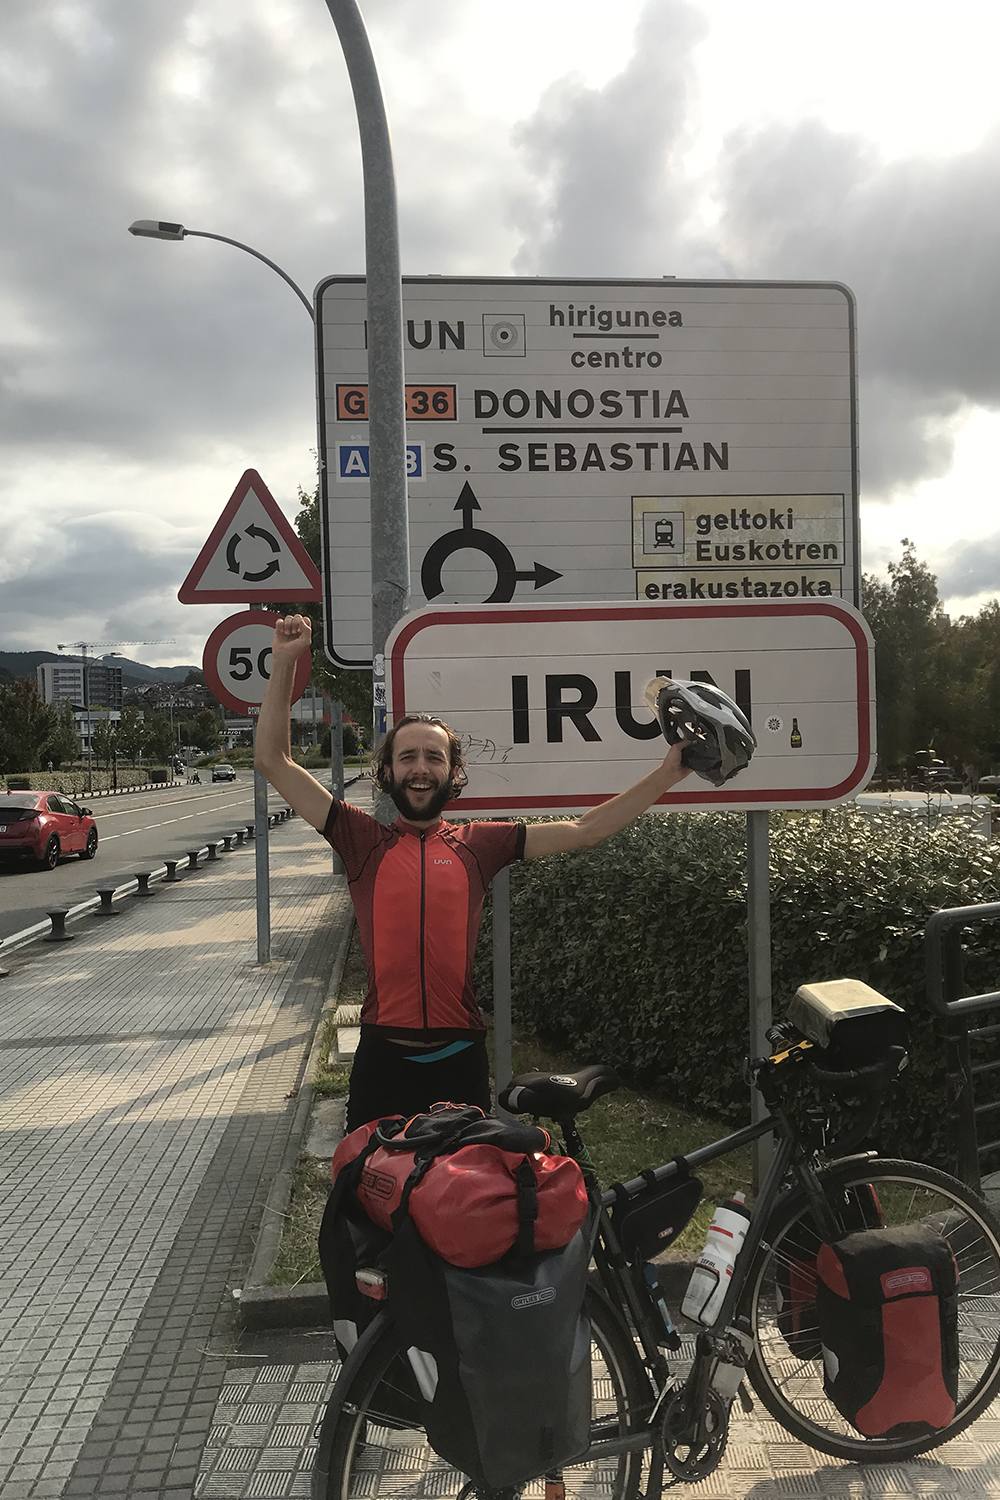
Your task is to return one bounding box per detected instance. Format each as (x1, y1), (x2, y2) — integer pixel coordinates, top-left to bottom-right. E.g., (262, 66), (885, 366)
(925, 902), (1000, 1195)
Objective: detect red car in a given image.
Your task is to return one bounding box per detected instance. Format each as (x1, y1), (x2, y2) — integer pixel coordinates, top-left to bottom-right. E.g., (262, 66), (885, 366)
(0, 792), (99, 870)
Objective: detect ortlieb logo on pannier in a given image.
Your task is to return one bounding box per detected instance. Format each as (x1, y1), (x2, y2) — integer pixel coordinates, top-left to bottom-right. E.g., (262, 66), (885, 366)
(512, 1287), (556, 1309)
(816, 1221), (959, 1438)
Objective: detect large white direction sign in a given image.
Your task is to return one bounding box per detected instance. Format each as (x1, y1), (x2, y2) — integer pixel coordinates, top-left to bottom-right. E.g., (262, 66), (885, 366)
(385, 599), (875, 815)
(318, 276), (858, 668)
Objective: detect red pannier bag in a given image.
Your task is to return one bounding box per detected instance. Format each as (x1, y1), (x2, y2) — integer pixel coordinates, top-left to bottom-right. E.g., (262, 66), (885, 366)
(815, 1222), (959, 1437)
(334, 1104), (589, 1268)
(775, 1182), (883, 1361)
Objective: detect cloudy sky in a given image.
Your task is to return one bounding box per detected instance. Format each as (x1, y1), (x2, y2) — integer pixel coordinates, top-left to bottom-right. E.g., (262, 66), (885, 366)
(3, 0), (1000, 667)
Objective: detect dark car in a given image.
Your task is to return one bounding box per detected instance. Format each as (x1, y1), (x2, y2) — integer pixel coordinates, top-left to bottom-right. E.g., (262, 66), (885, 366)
(212, 764), (237, 782)
(0, 792), (98, 870)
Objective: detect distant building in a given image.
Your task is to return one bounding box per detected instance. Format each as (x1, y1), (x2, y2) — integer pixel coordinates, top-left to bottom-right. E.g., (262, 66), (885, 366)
(38, 660), (123, 711)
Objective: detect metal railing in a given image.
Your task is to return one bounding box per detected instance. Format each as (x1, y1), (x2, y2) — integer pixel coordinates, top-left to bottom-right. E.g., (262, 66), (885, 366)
(925, 902), (1000, 1194)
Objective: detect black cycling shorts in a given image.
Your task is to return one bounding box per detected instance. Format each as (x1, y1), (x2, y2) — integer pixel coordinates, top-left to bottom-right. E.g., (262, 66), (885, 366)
(345, 1032), (491, 1132)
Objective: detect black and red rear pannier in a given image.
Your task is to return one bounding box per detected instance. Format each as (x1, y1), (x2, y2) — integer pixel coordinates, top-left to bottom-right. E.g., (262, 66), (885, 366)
(775, 1183), (882, 1361)
(320, 1104), (596, 1484)
(815, 1222), (959, 1437)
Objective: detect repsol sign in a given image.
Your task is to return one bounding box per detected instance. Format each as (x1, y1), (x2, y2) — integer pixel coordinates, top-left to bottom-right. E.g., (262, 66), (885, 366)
(510, 668), (751, 744)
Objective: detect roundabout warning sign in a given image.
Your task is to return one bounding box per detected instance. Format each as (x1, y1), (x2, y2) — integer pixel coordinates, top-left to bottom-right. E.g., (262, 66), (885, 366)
(317, 276), (858, 669)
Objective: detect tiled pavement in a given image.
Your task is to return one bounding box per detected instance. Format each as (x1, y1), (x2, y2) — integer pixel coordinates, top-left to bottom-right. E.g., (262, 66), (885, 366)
(0, 809), (352, 1498)
(196, 1343), (1000, 1500)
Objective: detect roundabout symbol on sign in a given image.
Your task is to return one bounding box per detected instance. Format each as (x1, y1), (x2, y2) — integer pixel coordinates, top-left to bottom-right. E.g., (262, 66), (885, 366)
(420, 482), (562, 604)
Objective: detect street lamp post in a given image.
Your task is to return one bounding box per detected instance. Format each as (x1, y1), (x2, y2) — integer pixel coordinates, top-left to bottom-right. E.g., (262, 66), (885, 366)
(127, 222), (315, 321)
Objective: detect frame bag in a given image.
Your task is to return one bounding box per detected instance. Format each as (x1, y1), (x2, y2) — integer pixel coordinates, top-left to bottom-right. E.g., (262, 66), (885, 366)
(815, 1222), (959, 1437)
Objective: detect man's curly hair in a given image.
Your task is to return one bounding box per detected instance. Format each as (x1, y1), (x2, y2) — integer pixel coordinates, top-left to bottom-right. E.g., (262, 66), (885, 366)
(373, 714), (468, 797)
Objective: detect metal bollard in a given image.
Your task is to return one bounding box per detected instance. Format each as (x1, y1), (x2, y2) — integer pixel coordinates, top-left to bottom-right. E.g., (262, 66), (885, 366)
(95, 888), (121, 917)
(45, 909), (74, 942)
(222, 834), (235, 852)
(134, 872), (156, 897)
(163, 860), (182, 883)
(0, 938), (9, 978)
(268, 813), (278, 828)
(187, 849), (201, 871)
(206, 842), (219, 861)
(284, 806), (293, 819)
(234, 830), (245, 846)
(246, 824), (255, 840)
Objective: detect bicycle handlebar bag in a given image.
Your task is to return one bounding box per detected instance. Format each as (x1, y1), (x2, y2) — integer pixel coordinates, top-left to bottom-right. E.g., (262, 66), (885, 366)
(815, 1222), (959, 1437)
(788, 979), (908, 1069)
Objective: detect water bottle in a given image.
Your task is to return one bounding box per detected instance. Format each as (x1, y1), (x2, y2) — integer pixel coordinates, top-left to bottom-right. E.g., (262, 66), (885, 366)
(681, 1192), (751, 1326)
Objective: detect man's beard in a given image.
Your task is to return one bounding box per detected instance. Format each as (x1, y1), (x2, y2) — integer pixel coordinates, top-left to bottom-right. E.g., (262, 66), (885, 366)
(387, 776), (455, 822)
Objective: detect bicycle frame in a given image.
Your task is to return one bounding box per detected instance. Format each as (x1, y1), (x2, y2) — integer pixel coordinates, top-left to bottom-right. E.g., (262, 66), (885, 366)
(557, 1093), (838, 1463)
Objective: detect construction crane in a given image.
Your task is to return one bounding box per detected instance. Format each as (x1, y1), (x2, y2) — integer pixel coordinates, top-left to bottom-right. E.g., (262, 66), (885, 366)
(54, 639), (177, 794)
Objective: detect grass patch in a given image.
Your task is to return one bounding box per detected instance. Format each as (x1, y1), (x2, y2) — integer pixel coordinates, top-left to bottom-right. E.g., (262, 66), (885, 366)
(266, 1157), (331, 1286)
(505, 1029), (753, 1255)
(312, 925), (367, 1098)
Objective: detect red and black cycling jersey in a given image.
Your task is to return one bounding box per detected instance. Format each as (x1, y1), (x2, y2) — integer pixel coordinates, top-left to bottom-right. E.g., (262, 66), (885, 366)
(323, 801), (525, 1040)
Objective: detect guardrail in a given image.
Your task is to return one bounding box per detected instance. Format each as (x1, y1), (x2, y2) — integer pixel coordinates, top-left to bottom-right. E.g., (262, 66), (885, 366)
(0, 806), (294, 960)
(925, 901), (1000, 1194)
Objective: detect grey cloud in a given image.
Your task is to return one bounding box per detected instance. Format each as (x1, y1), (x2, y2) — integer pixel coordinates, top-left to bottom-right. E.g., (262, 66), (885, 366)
(511, 1), (710, 277)
(935, 533), (1000, 601)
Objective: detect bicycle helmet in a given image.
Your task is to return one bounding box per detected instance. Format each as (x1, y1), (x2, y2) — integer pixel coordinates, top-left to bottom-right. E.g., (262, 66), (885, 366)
(643, 676), (757, 787)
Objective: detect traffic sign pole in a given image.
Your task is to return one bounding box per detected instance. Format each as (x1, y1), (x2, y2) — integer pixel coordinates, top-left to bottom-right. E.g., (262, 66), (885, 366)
(253, 728), (271, 965)
(747, 811), (773, 1188)
(323, 0), (410, 783)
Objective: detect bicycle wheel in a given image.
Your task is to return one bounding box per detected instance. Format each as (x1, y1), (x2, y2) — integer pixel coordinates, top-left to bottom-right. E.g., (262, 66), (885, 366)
(313, 1288), (648, 1499)
(743, 1156), (1000, 1460)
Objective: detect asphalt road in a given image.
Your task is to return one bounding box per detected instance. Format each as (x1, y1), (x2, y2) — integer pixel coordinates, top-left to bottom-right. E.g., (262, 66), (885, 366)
(0, 773), (329, 942)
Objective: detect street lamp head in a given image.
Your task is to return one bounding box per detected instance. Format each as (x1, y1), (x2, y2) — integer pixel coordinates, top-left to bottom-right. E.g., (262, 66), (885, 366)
(128, 220), (186, 240)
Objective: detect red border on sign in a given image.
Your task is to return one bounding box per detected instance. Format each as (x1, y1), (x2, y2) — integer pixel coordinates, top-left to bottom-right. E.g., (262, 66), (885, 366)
(203, 610), (312, 716)
(388, 601), (873, 810)
(179, 469), (322, 603)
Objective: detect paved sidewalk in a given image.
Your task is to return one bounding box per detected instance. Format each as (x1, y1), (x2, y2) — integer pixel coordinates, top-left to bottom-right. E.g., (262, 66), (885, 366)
(0, 812), (352, 1499)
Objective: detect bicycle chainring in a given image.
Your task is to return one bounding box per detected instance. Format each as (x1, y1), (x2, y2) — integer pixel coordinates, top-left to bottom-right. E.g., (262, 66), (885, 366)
(658, 1386), (729, 1482)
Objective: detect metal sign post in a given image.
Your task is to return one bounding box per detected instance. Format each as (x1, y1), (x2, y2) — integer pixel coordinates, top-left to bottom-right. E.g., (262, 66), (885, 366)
(747, 811), (773, 1188)
(323, 0), (410, 770)
(252, 726), (271, 965)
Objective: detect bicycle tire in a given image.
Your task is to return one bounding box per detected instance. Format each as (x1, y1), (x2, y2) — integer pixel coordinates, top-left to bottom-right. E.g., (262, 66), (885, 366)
(313, 1287), (648, 1500)
(742, 1156), (1000, 1461)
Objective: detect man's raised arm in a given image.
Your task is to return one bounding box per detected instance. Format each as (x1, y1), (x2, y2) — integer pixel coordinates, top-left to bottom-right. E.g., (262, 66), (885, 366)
(522, 741), (690, 859)
(254, 615), (334, 833)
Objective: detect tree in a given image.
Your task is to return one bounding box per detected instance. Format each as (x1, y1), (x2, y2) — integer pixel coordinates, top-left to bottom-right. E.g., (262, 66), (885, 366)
(92, 717), (117, 769)
(184, 669), (204, 687)
(116, 706), (147, 764)
(46, 699), (81, 768)
(144, 713), (176, 764)
(862, 540), (951, 774)
(0, 679), (60, 774)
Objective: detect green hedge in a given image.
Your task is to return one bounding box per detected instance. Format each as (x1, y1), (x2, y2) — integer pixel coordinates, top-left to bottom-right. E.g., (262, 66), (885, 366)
(474, 808), (1000, 1172)
(1, 768), (155, 795)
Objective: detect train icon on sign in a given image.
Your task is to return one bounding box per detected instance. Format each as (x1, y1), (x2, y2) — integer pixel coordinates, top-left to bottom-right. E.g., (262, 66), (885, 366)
(337, 443), (425, 481)
(642, 510), (684, 554)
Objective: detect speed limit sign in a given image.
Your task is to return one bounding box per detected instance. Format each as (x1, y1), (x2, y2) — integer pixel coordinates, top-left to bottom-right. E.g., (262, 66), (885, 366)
(203, 610), (311, 715)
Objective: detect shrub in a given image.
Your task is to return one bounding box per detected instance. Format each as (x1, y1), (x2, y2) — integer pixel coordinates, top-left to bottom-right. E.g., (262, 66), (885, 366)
(1, 768), (153, 795)
(474, 807), (1000, 1171)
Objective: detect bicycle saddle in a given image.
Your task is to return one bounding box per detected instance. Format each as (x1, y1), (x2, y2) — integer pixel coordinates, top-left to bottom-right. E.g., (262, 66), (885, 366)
(499, 1064), (622, 1119)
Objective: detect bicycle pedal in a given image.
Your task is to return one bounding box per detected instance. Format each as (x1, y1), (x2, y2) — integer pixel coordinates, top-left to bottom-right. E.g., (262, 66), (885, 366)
(737, 1383), (754, 1413)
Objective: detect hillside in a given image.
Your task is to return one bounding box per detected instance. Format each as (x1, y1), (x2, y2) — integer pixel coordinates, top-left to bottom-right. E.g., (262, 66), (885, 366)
(0, 651), (200, 691)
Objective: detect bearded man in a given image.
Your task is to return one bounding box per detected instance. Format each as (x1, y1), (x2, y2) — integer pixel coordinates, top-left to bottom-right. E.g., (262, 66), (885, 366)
(255, 614), (690, 1128)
